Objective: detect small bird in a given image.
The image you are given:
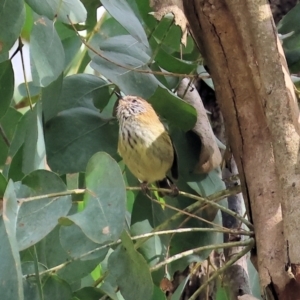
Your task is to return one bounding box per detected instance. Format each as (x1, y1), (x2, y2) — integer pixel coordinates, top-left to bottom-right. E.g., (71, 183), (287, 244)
(116, 95), (178, 196)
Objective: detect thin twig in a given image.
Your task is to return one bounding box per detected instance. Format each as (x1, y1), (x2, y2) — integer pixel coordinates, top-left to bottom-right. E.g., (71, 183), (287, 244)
(23, 229), (252, 279)
(67, 15), (207, 80)
(17, 188), (86, 204)
(150, 238), (254, 272)
(188, 239), (255, 300)
(19, 37), (33, 110)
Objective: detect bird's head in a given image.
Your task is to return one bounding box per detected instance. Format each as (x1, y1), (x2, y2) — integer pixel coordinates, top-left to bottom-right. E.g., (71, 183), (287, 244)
(116, 96), (149, 120)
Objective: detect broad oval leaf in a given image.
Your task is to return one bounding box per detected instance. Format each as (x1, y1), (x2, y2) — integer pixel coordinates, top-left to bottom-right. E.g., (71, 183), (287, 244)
(101, 0), (149, 47)
(25, 0), (86, 23)
(0, 60), (14, 119)
(56, 74), (111, 113)
(90, 35), (164, 99)
(16, 170), (72, 250)
(0, 0), (25, 55)
(149, 86), (197, 131)
(30, 15), (65, 87)
(108, 231), (153, 300)
(64, 152), (126, 244)
(44, 108), (118, 174)
(0, 180), (23, 300)
(60, 223), (108, 260)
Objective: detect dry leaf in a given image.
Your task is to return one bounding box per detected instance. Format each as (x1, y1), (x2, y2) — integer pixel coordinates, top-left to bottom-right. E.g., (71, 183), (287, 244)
(150, 0), (188, 46)
(177, 78), (222, 173)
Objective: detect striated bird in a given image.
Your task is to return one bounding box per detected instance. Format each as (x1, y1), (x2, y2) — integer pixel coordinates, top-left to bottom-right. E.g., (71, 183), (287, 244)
(116, 95), (178, 196)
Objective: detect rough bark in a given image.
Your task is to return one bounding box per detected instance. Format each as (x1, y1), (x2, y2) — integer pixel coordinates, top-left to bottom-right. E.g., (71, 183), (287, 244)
(183, 0), (300, 298)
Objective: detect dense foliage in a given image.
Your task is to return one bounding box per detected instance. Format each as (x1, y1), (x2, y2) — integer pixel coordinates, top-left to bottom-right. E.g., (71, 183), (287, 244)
(1, 0), (300, 299)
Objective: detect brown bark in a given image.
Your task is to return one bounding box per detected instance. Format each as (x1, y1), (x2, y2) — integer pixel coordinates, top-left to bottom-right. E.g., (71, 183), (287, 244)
(183, 0), (300, 299)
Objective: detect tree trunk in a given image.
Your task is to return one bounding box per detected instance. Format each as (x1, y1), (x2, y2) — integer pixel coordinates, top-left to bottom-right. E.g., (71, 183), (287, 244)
(183, 1), (300, 299)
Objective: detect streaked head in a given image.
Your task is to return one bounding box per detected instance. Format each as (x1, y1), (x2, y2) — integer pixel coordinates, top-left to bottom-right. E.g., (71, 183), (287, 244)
(116, 96), (148, 120)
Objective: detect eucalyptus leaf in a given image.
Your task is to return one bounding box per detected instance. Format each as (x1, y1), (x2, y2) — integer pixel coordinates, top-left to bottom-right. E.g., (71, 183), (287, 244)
(0, 0), (25, 55)
(90, 35), (163, 99)
(30, 14), (64, 87)
(101, 0), (149, 47)
(149, 86), (197, 131)
(0, 180), (24, 300)
(56, 74), (111, 113)
(25, 0), (86, 23)
(63, 152), (126, 244)
(108, 231), (153, 300)
(22, 102), (47, 175)
(16, 170), (72, 250)
(37, 226), (105, 283)
(0, 60), (14, 119)
(44, 108), (118, 174)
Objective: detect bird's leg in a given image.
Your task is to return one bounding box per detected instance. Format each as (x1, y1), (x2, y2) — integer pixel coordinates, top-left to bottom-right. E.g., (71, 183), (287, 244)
(140, 181), (149, 195)
(169, 183), (179, 197)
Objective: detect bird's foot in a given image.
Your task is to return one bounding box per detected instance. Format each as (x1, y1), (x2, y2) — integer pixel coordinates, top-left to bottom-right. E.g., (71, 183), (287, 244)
(169, 183), (179, 197)
(140, 182), (149, 195)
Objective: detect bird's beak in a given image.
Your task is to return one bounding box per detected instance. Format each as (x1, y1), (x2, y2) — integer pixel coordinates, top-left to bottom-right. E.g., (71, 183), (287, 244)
(114, 91), (122, 99)
(113, 91), (123, 117)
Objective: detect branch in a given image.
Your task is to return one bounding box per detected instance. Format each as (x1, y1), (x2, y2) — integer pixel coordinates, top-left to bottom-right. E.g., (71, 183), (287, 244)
(67, 15), (206, 80)
(188, 239), (255, 300)
(24, 229), (253, 278)
(150, 238), (254, 272)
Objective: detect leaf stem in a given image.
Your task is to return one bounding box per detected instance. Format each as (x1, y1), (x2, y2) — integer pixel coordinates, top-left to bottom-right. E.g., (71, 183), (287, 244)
(18, 37), (33, 110)
(23, 230), (253, 279)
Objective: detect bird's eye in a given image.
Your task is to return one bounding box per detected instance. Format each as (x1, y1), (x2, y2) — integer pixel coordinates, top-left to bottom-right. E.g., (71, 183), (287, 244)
(132, 99), (138, 103)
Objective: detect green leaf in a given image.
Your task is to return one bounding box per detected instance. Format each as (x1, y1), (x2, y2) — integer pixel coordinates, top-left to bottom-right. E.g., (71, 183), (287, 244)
(108, 231), (153, 300)
(96, 17), (129, 41)
(0, 173), (7, 197)
(149, 86), (197, 131)
(0, 180), (24, 300)
(16, 170), (72, 250)
(60, 223), (108, 260)
(0, 106), (20, 168)
(130, 192), (177, 283)
(56, 74), (111, 113)
(278, 3), (300, 34)
(101, 0), (149, 47)
(23, 274), (72, 300)
(73, 287), (106, 300)
(44, 108), (118, 174)
(1, 108), (22, 141)
(285, 48), (300, 73)
(30, 14), (65, 87)
(63, 152), (126, 244)
(4, 103), (45, 176)
(55, 22), (82, 69)
(151, 285), (167, 300)
(0, 0), (25, 55)
(25, 0), (87, 23)
(171, 275), (190, 300)
(149, 38), (197, 74)
(41, 225), (105, 283)
(90, 35), (165, 99)
(0, 60), (14, 119)
(21, 4), (34, 41)
(18, 82), (41, 97)
(22, 102), (47, 175)
(42, 73), (63, 122)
